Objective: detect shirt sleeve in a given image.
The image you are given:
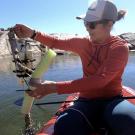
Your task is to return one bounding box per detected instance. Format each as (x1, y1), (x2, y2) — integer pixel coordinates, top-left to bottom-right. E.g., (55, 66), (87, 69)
(56, 43), (129, 94)
(35, 32), (89, 54)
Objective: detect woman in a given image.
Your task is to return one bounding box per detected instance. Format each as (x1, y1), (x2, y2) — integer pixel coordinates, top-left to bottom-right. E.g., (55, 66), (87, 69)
(14, 0), (135, 135)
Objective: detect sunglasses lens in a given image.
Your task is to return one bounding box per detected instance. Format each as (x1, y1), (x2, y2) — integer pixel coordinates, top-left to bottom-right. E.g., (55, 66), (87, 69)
(89, 23), (96, 29)
(84, 21), (97, 29)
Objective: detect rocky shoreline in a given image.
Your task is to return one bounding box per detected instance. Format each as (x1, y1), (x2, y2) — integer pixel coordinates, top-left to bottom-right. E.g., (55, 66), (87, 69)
(0, 30), (135, 59)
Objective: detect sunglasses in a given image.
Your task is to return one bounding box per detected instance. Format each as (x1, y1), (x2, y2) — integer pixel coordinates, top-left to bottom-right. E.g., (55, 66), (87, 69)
(84, 20), (107, 29)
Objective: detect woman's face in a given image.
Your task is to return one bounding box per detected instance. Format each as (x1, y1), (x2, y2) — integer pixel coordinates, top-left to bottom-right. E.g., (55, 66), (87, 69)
(84, 21), (112, 43)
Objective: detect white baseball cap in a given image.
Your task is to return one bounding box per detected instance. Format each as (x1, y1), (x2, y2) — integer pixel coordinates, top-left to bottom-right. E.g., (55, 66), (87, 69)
(76, 0), (118, 22)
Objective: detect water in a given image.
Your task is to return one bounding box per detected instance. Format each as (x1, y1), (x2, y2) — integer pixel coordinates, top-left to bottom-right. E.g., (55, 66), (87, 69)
(0, 53), (135, 135)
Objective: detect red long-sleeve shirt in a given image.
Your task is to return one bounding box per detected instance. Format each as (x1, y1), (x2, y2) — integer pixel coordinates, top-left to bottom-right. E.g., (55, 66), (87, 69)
(35, 32), (129, 99)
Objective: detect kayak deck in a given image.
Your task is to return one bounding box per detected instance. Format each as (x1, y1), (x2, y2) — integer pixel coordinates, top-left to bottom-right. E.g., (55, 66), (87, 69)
(36, 86), (135, 135)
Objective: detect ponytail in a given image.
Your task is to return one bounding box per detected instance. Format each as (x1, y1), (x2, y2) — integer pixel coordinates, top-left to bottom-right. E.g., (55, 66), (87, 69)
(117, 10), (127, 21)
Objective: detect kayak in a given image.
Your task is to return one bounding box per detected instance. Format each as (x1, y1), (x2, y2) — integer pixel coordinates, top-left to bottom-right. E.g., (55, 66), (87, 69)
(36, 86), (135, 135)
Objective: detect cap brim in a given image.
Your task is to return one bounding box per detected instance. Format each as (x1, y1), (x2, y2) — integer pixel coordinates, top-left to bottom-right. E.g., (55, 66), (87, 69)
(76, 14), (85, 20)
(76, 14), (100, 22)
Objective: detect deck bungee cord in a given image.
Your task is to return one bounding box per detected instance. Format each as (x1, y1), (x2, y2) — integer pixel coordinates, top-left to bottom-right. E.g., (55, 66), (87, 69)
(8, 28), (56, 135)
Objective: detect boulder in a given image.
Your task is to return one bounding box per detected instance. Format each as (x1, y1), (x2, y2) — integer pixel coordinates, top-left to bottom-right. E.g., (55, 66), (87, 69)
(0, 31), (41, 58)
(119, 33), (135, 51)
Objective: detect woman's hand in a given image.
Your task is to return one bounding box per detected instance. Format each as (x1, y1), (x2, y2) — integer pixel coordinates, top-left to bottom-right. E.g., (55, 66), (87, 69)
(13, 24), (35, 38)
(27, 80), (57, 99)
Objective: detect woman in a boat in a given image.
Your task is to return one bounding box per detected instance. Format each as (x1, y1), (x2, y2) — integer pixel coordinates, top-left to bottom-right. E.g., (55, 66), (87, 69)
(14, 0), (135, 134)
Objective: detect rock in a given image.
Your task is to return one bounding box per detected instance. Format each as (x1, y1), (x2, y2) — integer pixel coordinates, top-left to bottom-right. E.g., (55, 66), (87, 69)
(0, 31), (41, 58)
(119, 33), (135, 51)
(0, 31), (11, 57)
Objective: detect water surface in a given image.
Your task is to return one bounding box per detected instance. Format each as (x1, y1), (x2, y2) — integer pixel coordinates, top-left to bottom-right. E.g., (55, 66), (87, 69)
(0, 53), (135, 135)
